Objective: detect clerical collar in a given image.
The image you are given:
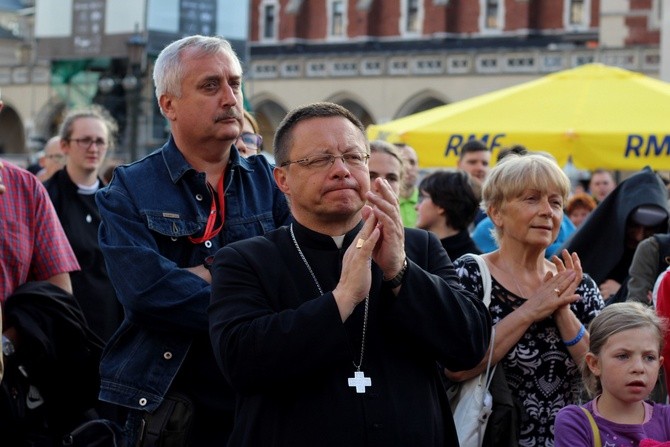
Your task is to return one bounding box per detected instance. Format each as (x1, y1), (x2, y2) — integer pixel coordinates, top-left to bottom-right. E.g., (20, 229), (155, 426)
(331, 235), (345, 248)
(290, 220), (363, 250)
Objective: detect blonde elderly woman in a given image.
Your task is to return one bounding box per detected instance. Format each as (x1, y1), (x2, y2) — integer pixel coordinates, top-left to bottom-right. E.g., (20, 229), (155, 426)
(448, 154), (604, 447)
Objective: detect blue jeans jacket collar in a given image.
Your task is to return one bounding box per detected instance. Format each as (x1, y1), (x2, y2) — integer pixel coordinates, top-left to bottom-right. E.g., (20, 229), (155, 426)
(161, 135), (254, 185)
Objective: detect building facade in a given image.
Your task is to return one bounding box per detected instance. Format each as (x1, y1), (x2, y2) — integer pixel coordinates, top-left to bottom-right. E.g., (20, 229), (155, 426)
(0, 0), (665, 162)
(0, 0), (249, 161)
(0, 0), (50, 159)
(244, 0), (663, 158)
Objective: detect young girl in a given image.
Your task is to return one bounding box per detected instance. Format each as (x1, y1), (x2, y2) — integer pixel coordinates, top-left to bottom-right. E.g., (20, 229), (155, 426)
(554, 302), (670, 446)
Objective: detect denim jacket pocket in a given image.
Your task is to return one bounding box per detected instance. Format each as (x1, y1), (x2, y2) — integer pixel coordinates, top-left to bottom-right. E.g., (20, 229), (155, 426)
(224, 212), (276, 244)
(145, 211), (203, 238)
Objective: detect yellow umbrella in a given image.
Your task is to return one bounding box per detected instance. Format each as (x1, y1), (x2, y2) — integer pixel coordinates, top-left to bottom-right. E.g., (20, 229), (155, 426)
(367, 63), (670, 170)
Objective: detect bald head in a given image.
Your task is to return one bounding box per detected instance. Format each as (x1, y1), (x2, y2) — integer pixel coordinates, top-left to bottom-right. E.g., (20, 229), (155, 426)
(44, 136), (62, 154)
(38, 136), (66, 181)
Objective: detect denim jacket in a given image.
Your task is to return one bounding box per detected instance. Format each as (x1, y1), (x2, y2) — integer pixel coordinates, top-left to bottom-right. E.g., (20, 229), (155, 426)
(95, 137), (290, 412)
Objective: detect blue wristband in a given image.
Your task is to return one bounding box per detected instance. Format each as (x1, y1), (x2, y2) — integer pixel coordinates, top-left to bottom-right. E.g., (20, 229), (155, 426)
(563, 324), (586, 347)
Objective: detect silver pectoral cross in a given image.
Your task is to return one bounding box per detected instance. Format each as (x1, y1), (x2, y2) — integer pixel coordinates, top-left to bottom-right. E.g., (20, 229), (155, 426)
(348, 371), (371, 393)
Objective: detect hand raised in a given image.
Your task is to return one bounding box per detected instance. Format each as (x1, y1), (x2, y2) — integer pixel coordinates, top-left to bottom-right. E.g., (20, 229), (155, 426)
(332, 207), (381, 320)
(365, 178), (405, 278)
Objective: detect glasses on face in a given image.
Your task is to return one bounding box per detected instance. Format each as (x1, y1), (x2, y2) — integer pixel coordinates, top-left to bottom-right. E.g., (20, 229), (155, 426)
(45, 154), (66, 161)
(280, 152), (370, 170)
(238, 132), (263, 150)
(68, 137), (108, 150)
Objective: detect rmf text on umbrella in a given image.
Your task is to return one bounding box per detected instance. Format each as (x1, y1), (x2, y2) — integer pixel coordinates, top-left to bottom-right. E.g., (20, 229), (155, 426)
(444, 134), (506, 156)
(625, 134), (670, 158)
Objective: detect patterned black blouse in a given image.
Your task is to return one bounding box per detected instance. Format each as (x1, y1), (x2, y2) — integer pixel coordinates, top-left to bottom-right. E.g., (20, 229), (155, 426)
(454, 255), (605, 447)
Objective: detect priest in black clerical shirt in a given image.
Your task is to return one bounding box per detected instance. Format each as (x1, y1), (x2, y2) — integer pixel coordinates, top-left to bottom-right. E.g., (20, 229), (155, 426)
(209, 102), (491, 447)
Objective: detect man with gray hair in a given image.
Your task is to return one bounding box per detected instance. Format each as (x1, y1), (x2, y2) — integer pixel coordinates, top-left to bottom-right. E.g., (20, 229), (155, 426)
(96, 35), (289, 446)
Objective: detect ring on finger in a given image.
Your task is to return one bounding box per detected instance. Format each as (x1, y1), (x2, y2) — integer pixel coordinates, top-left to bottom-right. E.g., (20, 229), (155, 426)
(554, 288), (561, 296)
(356, 238), (365, 249)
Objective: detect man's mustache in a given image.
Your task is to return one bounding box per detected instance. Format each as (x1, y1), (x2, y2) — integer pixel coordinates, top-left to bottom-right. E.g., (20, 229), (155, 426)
(214, 109), (242, 122)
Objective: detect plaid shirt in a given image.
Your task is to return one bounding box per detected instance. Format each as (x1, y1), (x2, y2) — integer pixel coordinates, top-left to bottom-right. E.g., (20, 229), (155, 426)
(0, 160), (79, 301)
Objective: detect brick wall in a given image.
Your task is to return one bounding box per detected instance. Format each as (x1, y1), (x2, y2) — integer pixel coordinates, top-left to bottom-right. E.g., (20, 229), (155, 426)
(626, 0), (659, 45)
(248, 0), (655, 44)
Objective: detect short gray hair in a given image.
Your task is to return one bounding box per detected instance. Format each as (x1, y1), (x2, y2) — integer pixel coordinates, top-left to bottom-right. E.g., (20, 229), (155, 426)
(153, 35), (242, 103)
(483, 153), (570, 213)
(483, 153), (570, 242)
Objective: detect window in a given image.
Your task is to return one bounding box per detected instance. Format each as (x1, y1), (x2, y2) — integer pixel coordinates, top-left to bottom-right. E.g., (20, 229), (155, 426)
(260, 1), (278, 41)
(569, 0), (584, 25)
(485, 0), (499, 29)
(401, 0), (422, 35)
(564, 0), (590, 29)
(407, 0), (420, 33)
(479, 0), (503, 31)
(328, 0), (346, 38)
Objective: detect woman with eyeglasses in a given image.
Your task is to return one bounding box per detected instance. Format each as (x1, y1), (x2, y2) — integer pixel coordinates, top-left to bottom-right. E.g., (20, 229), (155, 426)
(42, 106), (124, 344)
(236, 110), (264, 158)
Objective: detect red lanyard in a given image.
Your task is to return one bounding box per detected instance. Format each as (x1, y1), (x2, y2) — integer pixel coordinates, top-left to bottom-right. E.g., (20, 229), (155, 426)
(188, 174), (226, 244)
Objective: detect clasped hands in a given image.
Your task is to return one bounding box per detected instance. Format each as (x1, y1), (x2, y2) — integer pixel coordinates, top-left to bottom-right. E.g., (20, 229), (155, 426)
(333, 178), (405, 321)
(524, 250), (584, 322)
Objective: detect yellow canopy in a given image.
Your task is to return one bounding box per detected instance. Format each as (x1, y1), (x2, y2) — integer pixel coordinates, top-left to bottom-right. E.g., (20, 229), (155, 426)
(367, 63), (670, 170)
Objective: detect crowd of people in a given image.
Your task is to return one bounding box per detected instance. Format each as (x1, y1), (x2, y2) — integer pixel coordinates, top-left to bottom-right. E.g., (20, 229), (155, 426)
(1, 33), (670, 447)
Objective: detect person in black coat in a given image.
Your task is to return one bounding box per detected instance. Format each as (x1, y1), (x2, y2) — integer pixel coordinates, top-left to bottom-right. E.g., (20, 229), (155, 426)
(1, 282), (107, 445)
(43, 106), (123, 342)
(209, 102), (491, 447)
(560, 166), (668, 302)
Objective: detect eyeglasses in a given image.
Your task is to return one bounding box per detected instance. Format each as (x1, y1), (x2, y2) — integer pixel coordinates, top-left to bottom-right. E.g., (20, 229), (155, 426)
(45, 154), (66, 161)
(238, 132), (263, 150)
(280, 152), (370, 169)
(68, 137), (108, 150)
